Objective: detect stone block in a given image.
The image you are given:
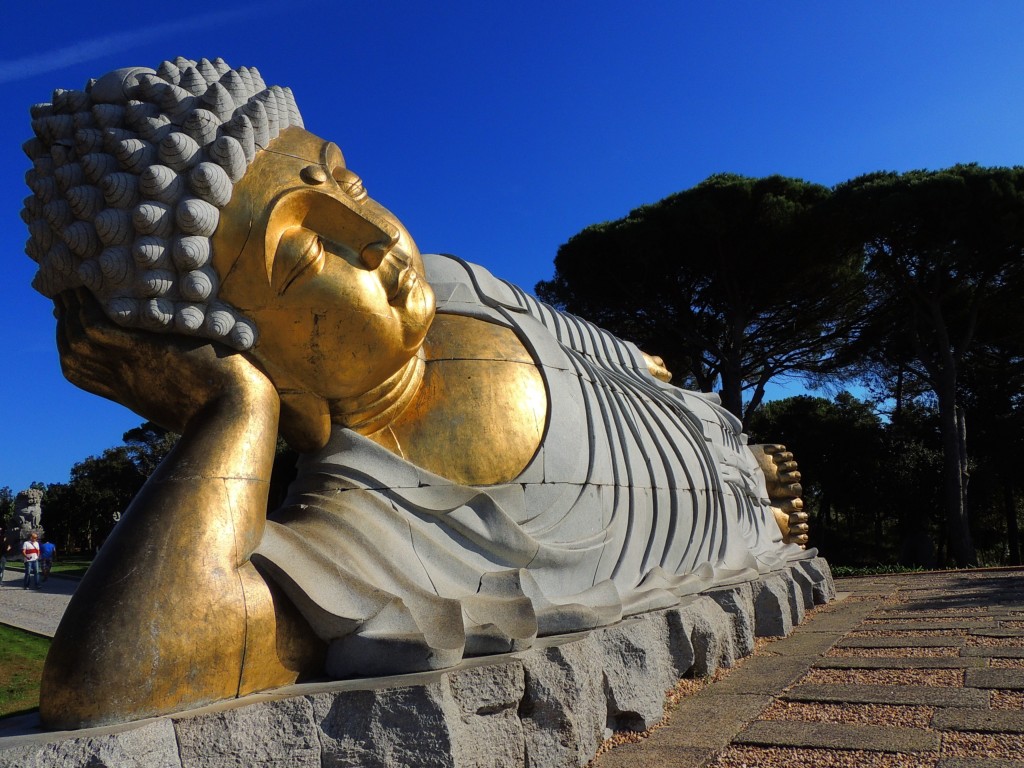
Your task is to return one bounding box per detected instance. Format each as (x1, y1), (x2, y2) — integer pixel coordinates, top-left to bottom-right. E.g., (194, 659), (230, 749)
(710, 656), (815, 695)
(657, 693), (774, 750)
(670, 596), (736, 677)
(815, 656), (984, 669)
(597, 614), (678, 731)
(765, 630), (840, 657)
(309, 683), (458, 768)
(751, 571), (795, 637)
(519, 638), (606, 768)
(175, 696), (319, 768)
(788, 565), (815, 610)
(0, 719), (181, 768)
(970, 628), (1024, 638)
(801, 556), (836, 603)
(446, 662), (526, 768)
(706, 582), (756, 656)
(961, 646), (1024, 658)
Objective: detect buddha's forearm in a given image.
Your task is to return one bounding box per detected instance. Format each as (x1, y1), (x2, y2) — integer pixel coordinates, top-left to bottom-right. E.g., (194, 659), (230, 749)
(39, 389), (282, 729)
(136, 388), (280, 562)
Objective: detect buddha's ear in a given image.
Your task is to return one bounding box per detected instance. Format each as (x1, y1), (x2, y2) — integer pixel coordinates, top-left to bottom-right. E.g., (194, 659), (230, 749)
(278, 390), (332, 453)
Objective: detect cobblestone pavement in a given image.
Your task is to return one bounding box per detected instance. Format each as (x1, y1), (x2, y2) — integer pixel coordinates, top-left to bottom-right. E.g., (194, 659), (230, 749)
(0, 567), (75, 637)
(595, 568), (1024, 768)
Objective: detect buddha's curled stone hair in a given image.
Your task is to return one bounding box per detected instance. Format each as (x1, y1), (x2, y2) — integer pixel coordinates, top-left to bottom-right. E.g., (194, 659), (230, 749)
(22, 57), (305, 351)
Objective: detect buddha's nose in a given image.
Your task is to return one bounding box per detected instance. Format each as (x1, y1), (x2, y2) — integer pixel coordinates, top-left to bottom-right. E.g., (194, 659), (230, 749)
(360, 231), (401, 269)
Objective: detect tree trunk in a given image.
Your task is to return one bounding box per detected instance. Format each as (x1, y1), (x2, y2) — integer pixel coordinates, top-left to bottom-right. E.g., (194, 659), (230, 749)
(1006, 480), (1021, 566)
(719, 366), (744, 422)
(935, 374), (977, 567)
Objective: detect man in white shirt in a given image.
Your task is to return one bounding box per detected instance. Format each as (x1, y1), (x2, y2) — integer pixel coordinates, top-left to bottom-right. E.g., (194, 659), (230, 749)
(22, 533), (40, 590)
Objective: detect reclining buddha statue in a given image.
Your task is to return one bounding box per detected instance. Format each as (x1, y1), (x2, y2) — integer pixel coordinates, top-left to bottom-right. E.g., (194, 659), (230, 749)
(22, 58), (811, 729)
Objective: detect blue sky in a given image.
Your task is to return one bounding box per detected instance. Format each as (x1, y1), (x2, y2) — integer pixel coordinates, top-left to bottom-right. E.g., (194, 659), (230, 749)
(1, 1), (1022, 491)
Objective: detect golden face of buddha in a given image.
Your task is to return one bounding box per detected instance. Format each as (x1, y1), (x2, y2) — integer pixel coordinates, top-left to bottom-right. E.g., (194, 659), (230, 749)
(213, 127), (436, 404)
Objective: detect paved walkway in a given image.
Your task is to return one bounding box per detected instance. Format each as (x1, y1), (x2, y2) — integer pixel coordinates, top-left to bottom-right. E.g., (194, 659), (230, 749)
(0, 566), (76, 637)
(595, 568), (1024, 768)
(1, 565), (1022, 767)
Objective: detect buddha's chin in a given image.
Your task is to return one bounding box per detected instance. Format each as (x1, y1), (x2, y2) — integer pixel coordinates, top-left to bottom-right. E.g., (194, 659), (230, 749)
(400, 280), (436, 341)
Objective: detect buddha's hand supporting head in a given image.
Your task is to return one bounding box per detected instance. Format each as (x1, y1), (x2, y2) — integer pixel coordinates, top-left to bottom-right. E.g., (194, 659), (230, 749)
(56, 287), (278, 435)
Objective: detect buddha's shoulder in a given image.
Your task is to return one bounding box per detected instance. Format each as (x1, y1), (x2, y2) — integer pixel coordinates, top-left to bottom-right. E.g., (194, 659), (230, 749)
(376, 312), (547, 486)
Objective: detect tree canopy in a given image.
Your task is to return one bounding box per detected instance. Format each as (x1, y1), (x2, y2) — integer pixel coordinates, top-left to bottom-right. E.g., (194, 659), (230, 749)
(833, 164), (1024, 566)
(536, 173), (866, 421)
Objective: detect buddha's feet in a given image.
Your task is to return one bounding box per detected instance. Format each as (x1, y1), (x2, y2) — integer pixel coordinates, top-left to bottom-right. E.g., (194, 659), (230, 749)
(751, 443), (810, 547)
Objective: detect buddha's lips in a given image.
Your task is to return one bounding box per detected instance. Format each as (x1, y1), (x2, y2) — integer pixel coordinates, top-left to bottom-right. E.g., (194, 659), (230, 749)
(389, 266), (418, 306)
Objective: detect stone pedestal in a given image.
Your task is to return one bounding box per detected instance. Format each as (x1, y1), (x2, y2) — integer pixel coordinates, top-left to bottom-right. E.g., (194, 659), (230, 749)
(0, 558), (833, 768)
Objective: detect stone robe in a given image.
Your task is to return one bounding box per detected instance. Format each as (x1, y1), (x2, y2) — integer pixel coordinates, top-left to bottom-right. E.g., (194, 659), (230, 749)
(252, 254), (812, 676)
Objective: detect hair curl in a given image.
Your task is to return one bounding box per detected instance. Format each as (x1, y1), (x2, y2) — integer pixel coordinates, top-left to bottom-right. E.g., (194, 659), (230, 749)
(22, 57), (304, 350)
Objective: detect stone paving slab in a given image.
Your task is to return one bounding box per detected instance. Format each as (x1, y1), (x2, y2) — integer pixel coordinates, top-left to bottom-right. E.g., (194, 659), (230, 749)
(761, 629), (840, 657)
(970, 628), (1024, 638)
(872, 610), (1000, 618)
(932, 708), (1024, 733)
(790, 606), (877, 634)
(860, 620), (996, 630)
(735, 719), (940, 752)
(837, 635), (967, 648)
(597, 744), (715, 768)
(785, 683), (988, 707)
(706, 657), (815, 695)
(938, 759), (1024, 768)
(965, 668), (1024, 690)
(655, 694), (774, 750)
(961, 646), (1024, 658)
(815, 656), (984, 669)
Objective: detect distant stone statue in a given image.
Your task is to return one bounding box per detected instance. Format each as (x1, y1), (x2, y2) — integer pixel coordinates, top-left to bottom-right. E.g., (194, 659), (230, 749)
(12, 488), (43, 536)
(24, 58), (812, 729)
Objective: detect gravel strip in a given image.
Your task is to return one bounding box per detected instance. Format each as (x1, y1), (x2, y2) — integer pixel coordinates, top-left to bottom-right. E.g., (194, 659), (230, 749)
(999, 620), (1024, 628)
(989, 658), (1024, 668)
(758, 700), (935, 728)
(966, 636), (1024, 647)
(800, 668), (964, 687)
(825, 647), (960, 658)
(714, 746), (940, 767)
(990, 690), (1024, 710)
(940, 731), (1024, 760)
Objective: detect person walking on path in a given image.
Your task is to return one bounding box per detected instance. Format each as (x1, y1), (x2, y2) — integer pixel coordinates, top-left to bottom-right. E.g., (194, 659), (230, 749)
(40, 539), (55, 582)
(0, 526), (8, 585)
(22, 533), (40, 590)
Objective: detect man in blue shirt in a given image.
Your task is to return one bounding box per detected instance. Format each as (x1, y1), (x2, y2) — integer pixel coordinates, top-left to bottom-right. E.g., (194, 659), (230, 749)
(40, 539), (56, 582)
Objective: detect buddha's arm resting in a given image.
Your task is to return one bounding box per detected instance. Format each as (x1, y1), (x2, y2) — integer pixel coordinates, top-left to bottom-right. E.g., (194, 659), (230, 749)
(41, 292), (314, 729)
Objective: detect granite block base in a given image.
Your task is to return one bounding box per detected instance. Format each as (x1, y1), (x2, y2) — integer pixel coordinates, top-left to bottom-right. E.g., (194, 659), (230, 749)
(0, 558), (833, 768)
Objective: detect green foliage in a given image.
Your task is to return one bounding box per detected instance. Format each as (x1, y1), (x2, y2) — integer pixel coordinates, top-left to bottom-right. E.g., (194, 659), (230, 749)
(32, 423), (300, 555)
(748, 393), (943, 568)
(830, 564), (926, 578)
(0, 487), (13, 525)
(38, 422), (180, 553)
(832, 164), (1024, 567)
(537, 173), (867, 420)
